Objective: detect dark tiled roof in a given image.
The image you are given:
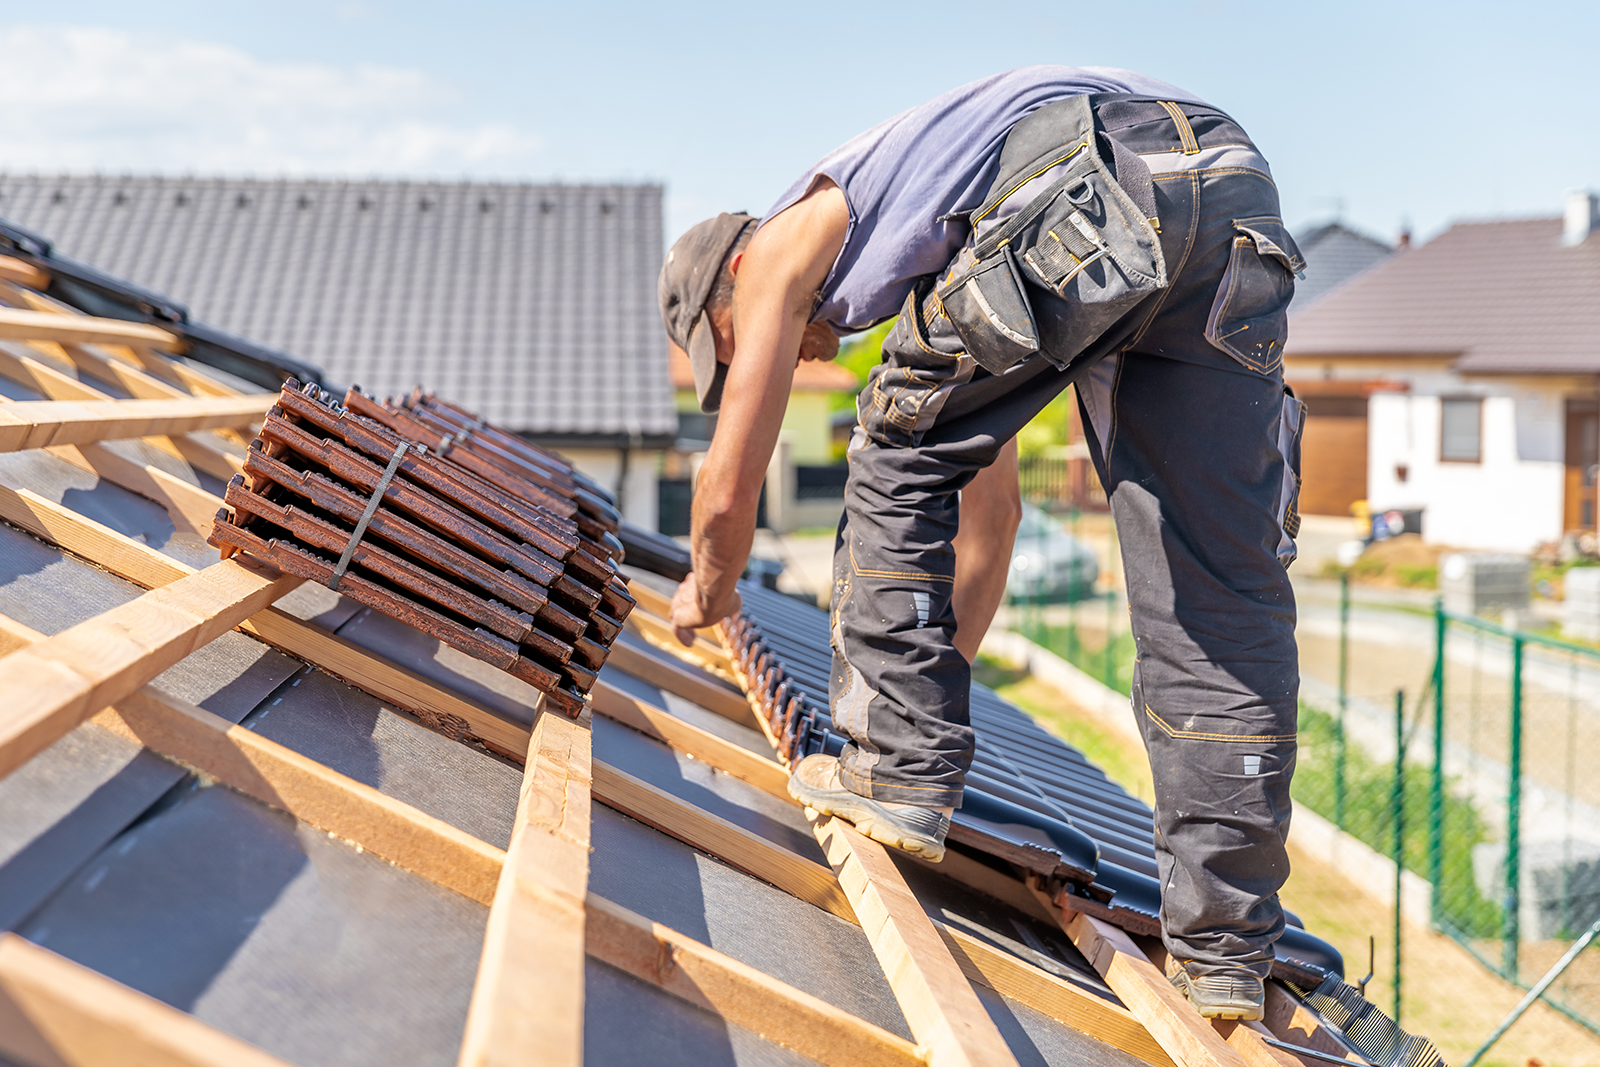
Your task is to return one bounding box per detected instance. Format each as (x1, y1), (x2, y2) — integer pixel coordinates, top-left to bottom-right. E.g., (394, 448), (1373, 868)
(1287, 215), (1600, 374)
(1291, 220), (1392, 310)
(0, 175), (675, 439)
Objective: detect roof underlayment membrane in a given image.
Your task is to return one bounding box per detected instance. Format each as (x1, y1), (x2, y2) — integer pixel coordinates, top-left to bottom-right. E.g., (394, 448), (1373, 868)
(0, 219), (1444, 1067)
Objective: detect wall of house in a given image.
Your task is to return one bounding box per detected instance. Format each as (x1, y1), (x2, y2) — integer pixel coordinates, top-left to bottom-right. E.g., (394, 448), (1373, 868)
(781, 392), (837, 466)
(1367, 387), (1566, 551)
(560, 447), (661, 532)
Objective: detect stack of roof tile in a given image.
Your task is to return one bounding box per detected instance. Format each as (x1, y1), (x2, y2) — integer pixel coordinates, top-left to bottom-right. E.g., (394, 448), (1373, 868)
(209, 380), (635, 716)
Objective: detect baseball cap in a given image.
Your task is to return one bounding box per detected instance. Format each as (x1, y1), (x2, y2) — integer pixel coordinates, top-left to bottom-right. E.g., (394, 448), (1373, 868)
(659, 212), (757, 412)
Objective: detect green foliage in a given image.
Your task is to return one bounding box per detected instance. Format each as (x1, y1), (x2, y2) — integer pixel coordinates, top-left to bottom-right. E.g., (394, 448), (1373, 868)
(828, 322), (893, 412)
(826, 322), (1075, 461)
(1016, 389), (1075, 461)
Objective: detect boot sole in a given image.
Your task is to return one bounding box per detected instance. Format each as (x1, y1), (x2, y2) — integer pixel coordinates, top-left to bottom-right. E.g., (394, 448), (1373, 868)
(787, 778), (946, 862)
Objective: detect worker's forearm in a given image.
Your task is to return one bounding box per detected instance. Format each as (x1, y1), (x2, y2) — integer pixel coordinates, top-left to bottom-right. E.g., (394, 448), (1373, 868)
(687, 478), (760, 618)
(952, 539), (1012, 662)
(951, 440), (1022, 662)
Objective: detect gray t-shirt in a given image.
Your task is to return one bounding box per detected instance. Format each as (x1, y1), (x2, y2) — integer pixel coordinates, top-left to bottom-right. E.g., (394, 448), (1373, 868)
(762, 65), (1204, 334)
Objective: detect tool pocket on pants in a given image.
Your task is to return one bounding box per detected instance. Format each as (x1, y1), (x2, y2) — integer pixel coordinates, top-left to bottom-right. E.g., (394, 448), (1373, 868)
(934, 245), (1039, 375)
(859, 285), (976, 449)
(1205, 216), (1305, 376)
(942, 131), (1167, 370)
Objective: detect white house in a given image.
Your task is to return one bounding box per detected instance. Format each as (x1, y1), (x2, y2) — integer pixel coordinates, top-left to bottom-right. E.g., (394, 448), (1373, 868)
(1285, 193), (1600, 552)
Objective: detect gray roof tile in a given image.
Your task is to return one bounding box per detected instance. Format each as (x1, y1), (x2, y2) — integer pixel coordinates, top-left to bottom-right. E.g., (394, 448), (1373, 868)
(0, 175), (675, 438)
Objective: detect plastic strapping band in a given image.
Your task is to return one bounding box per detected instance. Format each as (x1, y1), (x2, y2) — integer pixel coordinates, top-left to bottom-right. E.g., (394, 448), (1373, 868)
(328, 441), (411, 591)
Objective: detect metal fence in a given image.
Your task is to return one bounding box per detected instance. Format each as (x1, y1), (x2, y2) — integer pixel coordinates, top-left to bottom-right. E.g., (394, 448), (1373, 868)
(1002, 519), (1600, 1058)
(1310, 573), (1600, 1047)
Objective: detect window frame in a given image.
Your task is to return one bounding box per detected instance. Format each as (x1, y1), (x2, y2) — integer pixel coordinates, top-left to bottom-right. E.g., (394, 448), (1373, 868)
(1439, 395), (1484, 464)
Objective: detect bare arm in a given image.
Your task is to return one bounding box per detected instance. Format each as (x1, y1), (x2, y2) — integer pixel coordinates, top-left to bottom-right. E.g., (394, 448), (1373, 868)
(951, 438), (1022, 662)
(670, 182), (849, 643)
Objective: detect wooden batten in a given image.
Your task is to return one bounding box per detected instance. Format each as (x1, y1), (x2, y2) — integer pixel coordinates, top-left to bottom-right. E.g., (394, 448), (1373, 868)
(0, 557), (299, 781)
(593, 759), (857, 924)
(0, 305), (183, 352)
(0, 344), (249, 489)
(586, 894), (925, 1067)
(0, 484), (535, 757)
(67, 442), (222, 534)
(1261, 986), (1366, 1064)
(96, 691), (503, 906)
(0, 396), (273, 453)
(605, 638), (758, 728)
(590, 663), (1188, 1067)
(812, 815), (1021, 1067)
(939, 924), (1174, 1067)
(457, 709), (593, 1067)
(0, 934), (294, 1067)
(1025, 885), (1249, 1067)
(0, 256), (50, 291)
(589, 680), (788, 796)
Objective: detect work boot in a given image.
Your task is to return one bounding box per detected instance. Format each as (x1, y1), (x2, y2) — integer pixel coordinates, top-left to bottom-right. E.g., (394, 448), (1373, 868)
(1166, 959), (1265, 1021)
(787, 754), (950, 861)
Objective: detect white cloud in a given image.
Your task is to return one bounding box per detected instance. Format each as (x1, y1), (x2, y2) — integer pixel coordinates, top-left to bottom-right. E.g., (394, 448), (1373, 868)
(0, 25), (543, 177)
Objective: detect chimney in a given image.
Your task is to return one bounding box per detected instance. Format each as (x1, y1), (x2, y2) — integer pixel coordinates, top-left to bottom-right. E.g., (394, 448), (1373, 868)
(1563, 189), (1598, 246)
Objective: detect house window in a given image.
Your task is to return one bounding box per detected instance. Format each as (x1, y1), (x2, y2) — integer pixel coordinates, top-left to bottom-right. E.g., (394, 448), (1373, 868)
(1440, 397), (1482, 463)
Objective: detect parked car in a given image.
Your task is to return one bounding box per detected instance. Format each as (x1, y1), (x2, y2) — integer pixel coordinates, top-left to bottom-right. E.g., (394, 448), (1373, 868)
(1007, 503), (1099, 601)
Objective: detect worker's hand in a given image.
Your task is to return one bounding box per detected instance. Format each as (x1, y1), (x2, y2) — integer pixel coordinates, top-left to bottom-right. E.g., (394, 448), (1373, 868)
(670, 572), (741, 646)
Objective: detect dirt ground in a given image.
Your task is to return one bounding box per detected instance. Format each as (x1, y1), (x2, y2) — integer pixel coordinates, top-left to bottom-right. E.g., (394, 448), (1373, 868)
(982, 662), (1600, 1067)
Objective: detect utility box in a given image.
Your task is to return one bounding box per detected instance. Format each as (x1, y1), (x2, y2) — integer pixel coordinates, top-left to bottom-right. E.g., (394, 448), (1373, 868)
(1440, 553), (1530, 617)
(1566, 566), (1600, 641)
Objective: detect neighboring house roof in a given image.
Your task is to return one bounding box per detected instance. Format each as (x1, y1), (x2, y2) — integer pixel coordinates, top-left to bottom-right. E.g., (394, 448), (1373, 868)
(0, 175), (675, 444)
(667, 344), (860, 392)
(1291, 220), (1393, 309)
(1288, 215), (1600, 374)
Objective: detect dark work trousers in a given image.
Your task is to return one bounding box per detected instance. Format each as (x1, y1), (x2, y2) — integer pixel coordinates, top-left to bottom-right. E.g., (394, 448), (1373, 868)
(829, 95), (1306, 975)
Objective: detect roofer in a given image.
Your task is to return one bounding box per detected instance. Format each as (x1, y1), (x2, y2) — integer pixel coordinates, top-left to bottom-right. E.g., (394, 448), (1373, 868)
(658, 66), (1305, 1021)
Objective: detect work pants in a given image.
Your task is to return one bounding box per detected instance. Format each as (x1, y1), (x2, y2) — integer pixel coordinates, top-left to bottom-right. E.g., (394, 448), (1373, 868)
(829, 95), (1304, 975)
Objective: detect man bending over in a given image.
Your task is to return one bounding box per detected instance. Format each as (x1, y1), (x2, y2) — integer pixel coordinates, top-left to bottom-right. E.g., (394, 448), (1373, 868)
(657, 66), (1305, 1020)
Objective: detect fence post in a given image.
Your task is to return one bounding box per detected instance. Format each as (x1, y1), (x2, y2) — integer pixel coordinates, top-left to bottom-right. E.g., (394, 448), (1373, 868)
(1430, 600), (1446, 929)
(1066, 509), (1079, 659)
(1337, 570), (1350, 831)
(1393, 688), (1406, 1024)
(1505, 631), (1524, 981)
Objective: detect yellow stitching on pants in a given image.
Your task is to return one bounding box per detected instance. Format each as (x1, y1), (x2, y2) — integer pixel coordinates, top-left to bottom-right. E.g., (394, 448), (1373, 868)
(1158, 100), (1200, 154)
(1144, 704), (1296, 743)
(971, 141), (1089, 224)
(850, 543), (955, 583)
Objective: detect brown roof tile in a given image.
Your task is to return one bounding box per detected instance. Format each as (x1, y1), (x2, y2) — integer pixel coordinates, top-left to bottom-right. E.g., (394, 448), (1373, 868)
(1286, 216), (1600, 374)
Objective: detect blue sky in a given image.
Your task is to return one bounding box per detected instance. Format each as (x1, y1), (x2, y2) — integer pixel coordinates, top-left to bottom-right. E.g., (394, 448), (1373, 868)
(1, 1), (1596, 246)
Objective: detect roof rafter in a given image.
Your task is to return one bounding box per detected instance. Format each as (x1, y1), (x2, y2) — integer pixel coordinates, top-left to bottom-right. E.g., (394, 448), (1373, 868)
(458, 707), (592, 1067)
(0, 934), (295, 1067)
(0, 305), (183, 352)
(0, 555), (299, 780)
(0, 395), (271, 453)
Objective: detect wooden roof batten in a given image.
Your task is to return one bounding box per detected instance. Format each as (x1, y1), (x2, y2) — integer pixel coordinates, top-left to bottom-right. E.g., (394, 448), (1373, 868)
(0, 254), (1372, 1067)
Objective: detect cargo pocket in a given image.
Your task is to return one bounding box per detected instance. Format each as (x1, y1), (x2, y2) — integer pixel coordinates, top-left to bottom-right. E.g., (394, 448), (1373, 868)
(1275, 386), (1305, 568)
(858, 285), (976, 449)
(935, 245), (1039, 375)
(943, 144), (1167, 369)
(1205, 216), (1306, 376)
